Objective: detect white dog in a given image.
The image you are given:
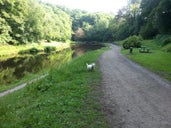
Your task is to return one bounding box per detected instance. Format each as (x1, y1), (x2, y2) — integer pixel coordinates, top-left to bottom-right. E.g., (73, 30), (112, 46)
(86, 63), (96, 71)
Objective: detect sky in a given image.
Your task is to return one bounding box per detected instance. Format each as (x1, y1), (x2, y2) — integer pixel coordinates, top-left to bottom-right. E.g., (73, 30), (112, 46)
(41, 0), (128, 14)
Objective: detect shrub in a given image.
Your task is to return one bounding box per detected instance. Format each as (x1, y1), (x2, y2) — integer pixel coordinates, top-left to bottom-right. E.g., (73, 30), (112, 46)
(44, 46), (56, 53)
(29, 47), (39, 54)
(122, 35), (142, 49)
(155, 35), (171, 46)
(162, 44), (171, 53)
(18, 47), (39, 54)
(18, 49), (30, 54)
(161, 37), (171, 46)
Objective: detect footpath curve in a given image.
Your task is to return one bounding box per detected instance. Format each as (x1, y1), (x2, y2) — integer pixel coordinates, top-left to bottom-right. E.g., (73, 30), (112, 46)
(99, 44), (171, 128)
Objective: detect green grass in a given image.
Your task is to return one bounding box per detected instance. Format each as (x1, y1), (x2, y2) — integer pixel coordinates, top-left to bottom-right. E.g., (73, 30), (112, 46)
(0, 42), (70, 57)
(122, 39), (171, 81)
(0, 71), (47, 93)
(0, 47), (109, 128)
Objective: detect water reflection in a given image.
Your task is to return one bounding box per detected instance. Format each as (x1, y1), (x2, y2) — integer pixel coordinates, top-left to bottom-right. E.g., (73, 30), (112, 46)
(0, 49), (73, 86)
(0, 43), (105, 86)
(71, 43), (105, 57)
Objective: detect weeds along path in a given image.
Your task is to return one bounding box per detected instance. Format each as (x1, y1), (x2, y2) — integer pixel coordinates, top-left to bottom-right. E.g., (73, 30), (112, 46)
(0, 74), (48, 97)
(99, 44), (171, 128)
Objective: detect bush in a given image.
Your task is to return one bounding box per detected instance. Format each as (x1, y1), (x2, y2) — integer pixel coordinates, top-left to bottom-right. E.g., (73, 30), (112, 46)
(162, 44), (171, 53)
(29, 47), (39, 54)
(44, 46), (56, 53)
(18, 47), (39, 54)
(161, 37), (171, 46)
(18, 49), (30, 54)
(122, 35), (142, 49)
(155, 35), (171, 46)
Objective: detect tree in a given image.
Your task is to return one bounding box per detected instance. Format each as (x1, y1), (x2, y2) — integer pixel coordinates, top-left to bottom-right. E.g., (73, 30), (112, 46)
(154, 0), (171, 34)
(0, 0), (29, 44)
(73, 28), (85, 41)
(139, 0), (171, 38)
(0, 17), (12, 43)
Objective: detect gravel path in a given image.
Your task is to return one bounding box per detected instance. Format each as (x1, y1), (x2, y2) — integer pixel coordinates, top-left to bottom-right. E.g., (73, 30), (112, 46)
(99, 44), (171, 128)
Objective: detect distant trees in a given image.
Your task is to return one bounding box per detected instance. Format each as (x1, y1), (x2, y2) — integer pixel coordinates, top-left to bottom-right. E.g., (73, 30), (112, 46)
(0, 0), (72, 45)
(0, 0), (170, 45)
(111, 0), (171, 40)
(108, 0), (142, 40)
(70, 11), (114, 41)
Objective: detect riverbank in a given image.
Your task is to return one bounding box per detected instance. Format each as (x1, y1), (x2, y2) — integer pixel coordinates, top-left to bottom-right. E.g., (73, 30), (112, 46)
(0, 43), (105, 92)
(0, 74), (48, 97)
(0, 42), (70, 58)
(0, 46), (109, 128)
(0, 48), (73, 91)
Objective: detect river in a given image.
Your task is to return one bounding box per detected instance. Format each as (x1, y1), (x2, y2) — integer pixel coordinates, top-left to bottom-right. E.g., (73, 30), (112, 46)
(0, 43), (105, 87)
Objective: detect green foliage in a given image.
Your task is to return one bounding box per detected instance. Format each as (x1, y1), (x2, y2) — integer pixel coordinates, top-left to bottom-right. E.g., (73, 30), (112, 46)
(139, 0), (171, 38)
(112, 0), (171, 40)
(162, 44), (171, 52)
(0, 0), (72, 44)
(71, 12), (114, 42)
(29, 47), (39, 54)
(154, 0), (171, 34)
(122, 35), (142, 49)
(0, 17), (12, 43)
(155, 35), (171, 46)
(161, 37), (171, 46)
(139, 21), (158, 39)
(44, 46), (56, 53)
(18, 47), (39, 54)
(0, 0), (171, 44)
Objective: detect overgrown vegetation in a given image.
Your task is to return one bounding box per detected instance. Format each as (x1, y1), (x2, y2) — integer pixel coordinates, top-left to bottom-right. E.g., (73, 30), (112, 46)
(0, 47), (109, 128)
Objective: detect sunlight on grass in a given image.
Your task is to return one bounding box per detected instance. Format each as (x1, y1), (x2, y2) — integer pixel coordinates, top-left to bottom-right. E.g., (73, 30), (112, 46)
(122, 40), (171, 81)
(0, 42), (70, 57)
(0, 47), (109, 128)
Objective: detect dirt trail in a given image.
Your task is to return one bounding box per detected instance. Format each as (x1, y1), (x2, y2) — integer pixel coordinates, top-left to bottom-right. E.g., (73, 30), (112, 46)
(99, 44), (171, 128)
(0, 74), (47, 97)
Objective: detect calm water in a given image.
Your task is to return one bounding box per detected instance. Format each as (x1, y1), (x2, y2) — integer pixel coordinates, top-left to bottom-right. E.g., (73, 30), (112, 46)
(71, 43), (105, 57)
(0, 44), (105, 86)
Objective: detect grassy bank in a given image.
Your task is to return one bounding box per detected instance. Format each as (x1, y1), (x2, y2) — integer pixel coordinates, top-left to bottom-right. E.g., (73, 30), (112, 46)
(0, 71), (47, 93)
(0, 42), (70, 57)
(0, 47), (109, 128)
(121, 39), (171, 81)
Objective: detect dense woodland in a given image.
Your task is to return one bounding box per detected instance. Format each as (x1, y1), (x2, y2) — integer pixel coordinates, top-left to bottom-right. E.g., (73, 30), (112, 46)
(0, 0), (171, 45)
